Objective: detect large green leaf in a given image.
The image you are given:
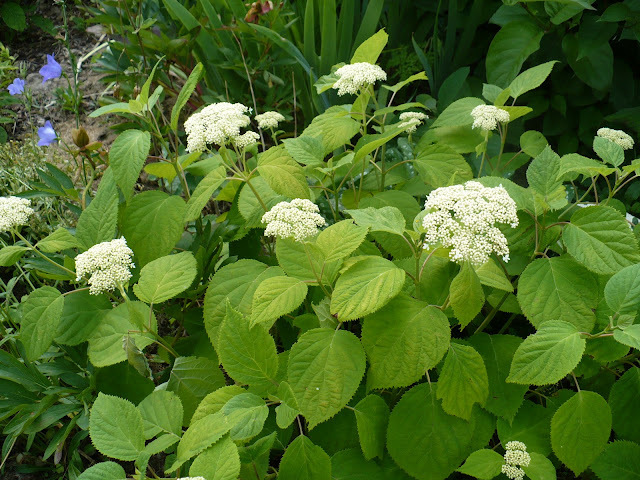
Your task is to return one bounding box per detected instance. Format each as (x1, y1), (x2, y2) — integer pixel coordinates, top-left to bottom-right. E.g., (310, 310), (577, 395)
(55, 291), (112, 346)
(387, 383), (475, 480)
(283, 136), (325, 167)
(330, 256), (405, 321)
(517, 256), (598, 331)
(523, 452), (557, 480)
(563, 206), (640, 275)
(278, 435), (332, 480)
(20, 286), (64, 361)
(301, 106), (360, 154)
(350, 28), (388, 63)
(203, 259), (278, 350)
(76, 462), (127, 480)
(593, 136), (624, 167)
(251, 276), (308, 328)
(185, 165), (227, 221)
(257, 145), (311, 199)
(436, 342), (489, 420)
(591, 441), (640, 480)
(76, 168), (118, 250)
(238, 177), (285, 228)
(217, 303), (279, 390)
(137, 390), (183, 440)
(36, 227), (78, 253)
(609, 367), (640, 443)
(456, 449), (504, 480)
(276, 237), (339, 285)
(189, 435), (241, 480)
(362, 295), (450, 389)
(526, 145), (567, 211)
(120, 191), (186, 266)
(0, 245), (28, 266)
(133, 251), (197, 304)
(345, 207), (405, 235)
(551, 391), (611, 476)
(87, 302), (156, 367)
(604, 264), (640, 317)
(171, 62), (203, 132)
(109, 129), (151, 201)
(288, 328), (366, 428)
(508, 61), (557, 99)
(222, 393), (268, 441)
(353, 394), (389, 460)
(413, 144), (473, 189)
(468, 334), (527, 423)
(497, 400), (553, 456)
(167, 356), (226, 425)
(431, 97), (485, 128)
(450, 261), (485, 329)
(191, 385), (246, 425)
(486, 21), (543, 88)
(316, 220), (368, 264)
(557, 153), (615, 181)
(507, 320), (586, 386)
(89, 393), (145, 461)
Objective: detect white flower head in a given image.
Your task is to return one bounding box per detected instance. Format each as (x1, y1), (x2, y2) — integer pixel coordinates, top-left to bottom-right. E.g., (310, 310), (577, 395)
(421, 181), (518, 265)
(597, 127), (634, 150)
(399, 112), (428, 133)
(184, 102), (251, 152)
(0, 196), (34, 233)
(470, 105), (510, 131)
(232, 131), (260, 150)
(502, 440), (530, 480)
(75, 238), (135, 295)
(332, 62), (387, 96)
(255, 111), (285, 130)
(262, 199), (326, 242)
(177, 477), (207, 480)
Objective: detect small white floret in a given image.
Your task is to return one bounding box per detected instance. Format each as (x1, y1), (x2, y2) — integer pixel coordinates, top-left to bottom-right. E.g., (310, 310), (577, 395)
(0, 196), (34, 233)
(332, 62), (387, 96)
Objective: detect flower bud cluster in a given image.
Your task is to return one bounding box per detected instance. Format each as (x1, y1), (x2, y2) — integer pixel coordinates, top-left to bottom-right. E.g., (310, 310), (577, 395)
(470, 105), (510, 131)
(501, 440), (531, 480)
(421, 181), (518, 265)
(262, 199), (326, 242)
(75, 238), (135, 295)
(332, 62), (387, 96)
(255, 111), (285, 130)
(399, 111), (428, 133)
(0, 196), (34, 233)
(184, 102), (256, 152)
(597, 127), (634, 150)
(232, 131), (260, 150)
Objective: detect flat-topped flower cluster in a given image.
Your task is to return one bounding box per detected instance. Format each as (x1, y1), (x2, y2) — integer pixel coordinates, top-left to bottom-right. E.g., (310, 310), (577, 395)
(597, 127), (634, 150)
(399, 111), (428, 133)
(332, 62), (387, 96)
(0, 196), (34, 233)
(262, 199), (326, 242)
(421, 181), (518, 265)
(184, 102), (257, 152)
(501, 441), (531, 480)
(75, 238), (135, 295)
(471, 104), (510, 131)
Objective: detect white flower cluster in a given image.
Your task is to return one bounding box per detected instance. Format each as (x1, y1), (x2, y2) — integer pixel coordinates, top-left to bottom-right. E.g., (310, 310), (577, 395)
(177, 477), (206, 480)
(597, 127), (634, 150)
(232, 131), (260, 150)
(470, 105), (510, 131)
(501, 441), (531, 480)
(332, 62), (387, 96)
(399, 111), (428, 133)
(184, 102), (256, 152)
(0, 196), (34, 233)
(421, 181), (518, 265)
(262, 199), (326, 242)
(255, 111), (285, 130)
(75, 238), (135, 295)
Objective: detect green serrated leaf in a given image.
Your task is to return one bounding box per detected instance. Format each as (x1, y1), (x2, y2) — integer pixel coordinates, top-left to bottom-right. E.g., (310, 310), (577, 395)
(184, 165), (227, 221)
(351, 28), (388, 64)
(133, 251), (197, 304)
(345, 206), (405, 235)
(450, 261), (485, 329)
(523, 452), (557, 480)
(387, 383), (475, 480)
(278, 435), (332, 480)
(218, 302), (279, 390)
(76, 461), (127, 480)
(474, 259), (513, 292)
(0, 245), (28, 266)
(508, 61), (557, 99)
(551, 390), (611, 476)
(497, 400), (553, 456)
(316, 220), (368, 264)
(171, 63), (203, 132)
(331, 448), (386, 479)
(353, 394), (389, 460)
(604, 264), (640, 317)
(456, 449), (504, 479)
(20, 286), (64, 361)
(362, 295), (450, 389)
(222, 393), (268, 441)
(189, 435), (241, 480)
(526, 145), (567, 211)
(251, 276), (308, 328)
(507, 320), (586, 386)
(301, 106), (360, 155)
(288, 328), (365, 429)
(557, 154), (615, 181)
(191, 385), (246, 425)
(591, 441), (640, 480)
(76, 169), (118, 251)
(330, 256), (405, 321)
(89, 393), (145, 461)
(283, 136), (325, 167)
(593, 136), (624, 167)
(137, 390), (183, 440)
(36, 228), (78, 253)
(437, 342), (489, 420)
(257, 145), (311, 199)
(613, 325), (640, 350)
(564, 206), (640, 275)
(517, 257), (597, 331)
(609, 368), (640, 443)
(109, 130), (151, 201)
(486, 21), (543, 87)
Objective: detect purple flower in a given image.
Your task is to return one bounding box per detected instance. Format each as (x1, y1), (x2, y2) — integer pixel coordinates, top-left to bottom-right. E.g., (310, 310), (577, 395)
(7, 78), (25, 95)
(38, 121), (57, 146)
(39, 54), (62, 83)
